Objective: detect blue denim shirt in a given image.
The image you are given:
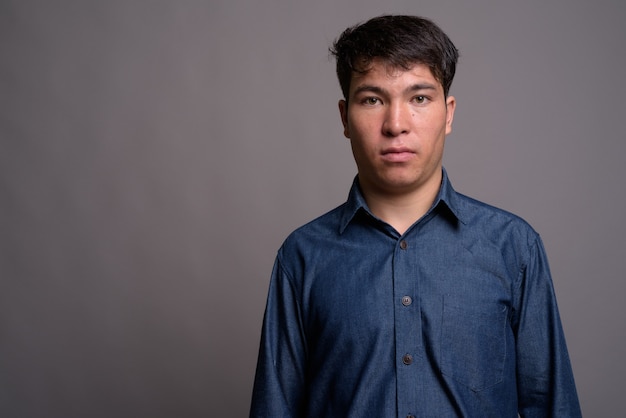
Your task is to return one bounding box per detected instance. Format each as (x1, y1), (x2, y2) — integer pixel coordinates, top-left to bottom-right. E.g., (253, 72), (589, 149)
(250, 170), (581, 417)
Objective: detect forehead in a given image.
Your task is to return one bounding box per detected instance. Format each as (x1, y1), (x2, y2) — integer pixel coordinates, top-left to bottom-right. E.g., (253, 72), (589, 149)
(349, 60), (442, 92)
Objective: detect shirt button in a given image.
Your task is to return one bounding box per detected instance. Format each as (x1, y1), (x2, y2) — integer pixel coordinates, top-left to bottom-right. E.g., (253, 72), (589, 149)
(399, 240), (408, 250)
(402, 354), (413, 365)
(402, 296), (412, 306)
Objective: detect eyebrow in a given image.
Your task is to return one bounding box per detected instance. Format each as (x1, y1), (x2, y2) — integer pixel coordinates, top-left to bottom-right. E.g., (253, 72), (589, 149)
(352, 83), (438, 97)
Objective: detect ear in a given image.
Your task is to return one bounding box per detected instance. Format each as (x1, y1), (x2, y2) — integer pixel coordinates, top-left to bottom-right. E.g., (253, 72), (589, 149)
(338, 99), (350, 138)
(445, 95), (456, 136)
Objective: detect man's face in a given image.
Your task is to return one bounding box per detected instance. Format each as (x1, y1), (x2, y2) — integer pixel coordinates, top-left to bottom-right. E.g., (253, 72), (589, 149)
(339, 60), (456, 197)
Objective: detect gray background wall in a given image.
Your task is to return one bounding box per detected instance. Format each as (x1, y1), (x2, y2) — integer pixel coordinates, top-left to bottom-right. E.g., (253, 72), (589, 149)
(1, 0), (624, 416)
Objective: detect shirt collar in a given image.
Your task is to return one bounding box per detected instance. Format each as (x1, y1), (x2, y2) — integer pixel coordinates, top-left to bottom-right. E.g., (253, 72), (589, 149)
(339, 168), (467, 234)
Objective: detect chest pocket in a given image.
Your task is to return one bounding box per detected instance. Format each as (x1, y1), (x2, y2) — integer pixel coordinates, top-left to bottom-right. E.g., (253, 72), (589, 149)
(440, 301), (508, 391)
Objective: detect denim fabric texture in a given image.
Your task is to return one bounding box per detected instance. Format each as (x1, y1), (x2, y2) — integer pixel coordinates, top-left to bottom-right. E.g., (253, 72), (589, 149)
(250, 169), (581, 418)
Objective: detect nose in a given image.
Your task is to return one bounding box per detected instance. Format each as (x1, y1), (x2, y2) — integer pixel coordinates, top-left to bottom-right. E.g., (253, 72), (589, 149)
(382, 102), (411, 137)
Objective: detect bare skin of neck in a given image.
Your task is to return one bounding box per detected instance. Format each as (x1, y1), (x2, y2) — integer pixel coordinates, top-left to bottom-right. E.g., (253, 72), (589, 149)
(361, 171), (442, 236)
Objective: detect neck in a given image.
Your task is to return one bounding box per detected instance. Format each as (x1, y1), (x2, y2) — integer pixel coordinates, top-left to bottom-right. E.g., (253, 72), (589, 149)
(360, 173), (442, 235)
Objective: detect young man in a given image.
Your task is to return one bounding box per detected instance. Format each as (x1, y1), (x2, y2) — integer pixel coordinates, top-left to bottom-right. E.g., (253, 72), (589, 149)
(250, 15), (581, 417)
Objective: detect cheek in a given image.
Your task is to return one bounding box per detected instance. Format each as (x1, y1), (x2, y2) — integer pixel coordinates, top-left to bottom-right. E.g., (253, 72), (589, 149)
(349, 137), (378, 168)
(419, 115), (448, 138)
(349, 138), (367, 158)
(349, 118), (380, 144)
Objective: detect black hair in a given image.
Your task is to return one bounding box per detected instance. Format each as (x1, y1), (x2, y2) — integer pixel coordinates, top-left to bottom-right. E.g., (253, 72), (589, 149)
(330, 15), (459, 99)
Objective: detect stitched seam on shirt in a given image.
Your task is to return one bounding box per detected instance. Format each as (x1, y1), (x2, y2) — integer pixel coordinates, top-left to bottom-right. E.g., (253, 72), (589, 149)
(275, 250), (309, 359)
(511, 233), (539, 331)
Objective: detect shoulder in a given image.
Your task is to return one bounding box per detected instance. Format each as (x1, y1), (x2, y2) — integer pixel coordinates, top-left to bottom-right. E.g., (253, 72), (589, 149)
(453, 192), (541, 248)
(278, 203), (346, 257)
(271, 203), (349, 285)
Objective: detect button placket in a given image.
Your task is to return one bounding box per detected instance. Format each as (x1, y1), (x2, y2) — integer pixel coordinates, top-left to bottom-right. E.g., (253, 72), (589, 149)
(394, 235), (420, 414)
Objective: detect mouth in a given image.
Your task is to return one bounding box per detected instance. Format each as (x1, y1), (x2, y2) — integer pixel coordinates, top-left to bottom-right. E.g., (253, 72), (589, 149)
(381, 147), (415, 163)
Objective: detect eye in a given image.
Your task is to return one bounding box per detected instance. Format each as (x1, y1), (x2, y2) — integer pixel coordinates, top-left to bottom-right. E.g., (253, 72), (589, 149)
(362, 97), (381, 105)
(413, 95), (428, 104)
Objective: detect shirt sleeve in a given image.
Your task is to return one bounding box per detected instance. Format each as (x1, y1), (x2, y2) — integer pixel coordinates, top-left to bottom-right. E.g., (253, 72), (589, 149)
(250, 254), (307, 418)
(513, 235), (582, 417)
